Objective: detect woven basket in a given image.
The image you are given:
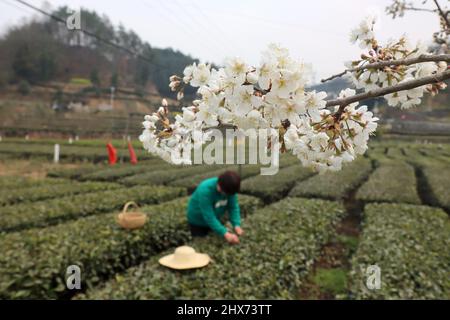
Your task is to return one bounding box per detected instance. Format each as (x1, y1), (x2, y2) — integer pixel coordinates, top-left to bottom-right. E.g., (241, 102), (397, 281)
(116, 201), (147, 230)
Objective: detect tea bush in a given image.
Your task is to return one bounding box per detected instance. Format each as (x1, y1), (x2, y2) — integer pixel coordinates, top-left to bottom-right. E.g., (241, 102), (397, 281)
(241, 165), (314, 203)
(120, 157), (302, 187)
(289, 158), (372, 200)
(47, 165), (100, 179)
(168, 165), (262, 192)
(0, 142), (153, 162)
(120, 165), (224, 186)
(355, 163), (421, 204)
(0, 185), (186, 232)
(79, 197), (345, 299)
(350, 203), (450, 299)
(78, 160), (170, 182)
(0, 176), (67, 190)
(422, 165), (450, 210)
(386, 148), (405, 159)
(0, 181), (121, 206)
(0, 195), (262, 299)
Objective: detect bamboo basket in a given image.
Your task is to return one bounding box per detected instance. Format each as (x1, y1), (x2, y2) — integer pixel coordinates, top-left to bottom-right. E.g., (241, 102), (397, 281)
(116, 201), (147, 230)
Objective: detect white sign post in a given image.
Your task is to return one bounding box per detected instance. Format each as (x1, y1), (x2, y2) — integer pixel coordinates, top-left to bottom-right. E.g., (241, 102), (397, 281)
(54, 144), (60, 164)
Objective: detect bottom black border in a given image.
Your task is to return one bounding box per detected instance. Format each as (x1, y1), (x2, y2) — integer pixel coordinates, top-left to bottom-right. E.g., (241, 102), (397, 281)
(1, 300), (445, 319)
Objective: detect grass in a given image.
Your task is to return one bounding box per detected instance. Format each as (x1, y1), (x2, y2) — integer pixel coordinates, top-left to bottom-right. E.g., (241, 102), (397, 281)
(335, 235), (359, 255)
(312, 268), (348, 296)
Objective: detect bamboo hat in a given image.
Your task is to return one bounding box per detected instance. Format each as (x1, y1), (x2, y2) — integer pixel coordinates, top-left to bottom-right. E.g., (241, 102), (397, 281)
(159, 246), (210, 270)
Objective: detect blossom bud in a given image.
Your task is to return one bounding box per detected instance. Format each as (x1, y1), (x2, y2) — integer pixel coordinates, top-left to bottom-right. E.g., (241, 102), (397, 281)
(437, 61), (448, 73)
(169, 80), (180, 91)
(149, 114), (160, 122)
(246, 72), (258, 84)
(182, 108), (196, 122)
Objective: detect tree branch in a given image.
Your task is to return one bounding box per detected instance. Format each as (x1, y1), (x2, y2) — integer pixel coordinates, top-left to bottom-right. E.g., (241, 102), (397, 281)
(433, 0), (450, 29)
(325, 69), (450, 108)
(321, 54), (450, 83)
(404, 6), (437, 13)
(321, 71), (347, 83)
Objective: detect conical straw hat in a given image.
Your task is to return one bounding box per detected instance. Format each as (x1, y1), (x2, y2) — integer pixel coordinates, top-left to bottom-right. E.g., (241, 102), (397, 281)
(159, 246), (210, 270)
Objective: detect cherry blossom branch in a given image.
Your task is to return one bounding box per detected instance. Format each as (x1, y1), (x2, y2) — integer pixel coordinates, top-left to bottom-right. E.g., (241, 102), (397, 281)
(403, 7), (436, 13)
(326, 69), (450, 111)
(321, 54), (450, 83)
(433, 0), (450, 29)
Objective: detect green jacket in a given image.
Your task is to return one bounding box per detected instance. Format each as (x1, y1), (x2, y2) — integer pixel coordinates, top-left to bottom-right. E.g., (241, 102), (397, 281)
(187, 177), (241, 236)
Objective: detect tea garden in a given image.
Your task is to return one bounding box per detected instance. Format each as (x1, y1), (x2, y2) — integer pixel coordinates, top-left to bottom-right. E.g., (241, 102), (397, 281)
(0, 138), (449, 299)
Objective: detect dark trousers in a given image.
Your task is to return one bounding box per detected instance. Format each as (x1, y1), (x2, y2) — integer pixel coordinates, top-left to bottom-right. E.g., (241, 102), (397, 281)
(189, 224), (211, 237)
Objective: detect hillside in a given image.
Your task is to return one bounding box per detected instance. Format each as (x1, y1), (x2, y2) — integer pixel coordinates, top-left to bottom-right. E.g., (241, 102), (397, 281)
(0, 5), (200, 137)
(0, 6), (198, 96)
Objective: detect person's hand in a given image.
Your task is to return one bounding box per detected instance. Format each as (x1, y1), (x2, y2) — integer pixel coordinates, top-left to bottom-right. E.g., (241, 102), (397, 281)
(234, 226), (244, 236)
(224, 232), (240, 244)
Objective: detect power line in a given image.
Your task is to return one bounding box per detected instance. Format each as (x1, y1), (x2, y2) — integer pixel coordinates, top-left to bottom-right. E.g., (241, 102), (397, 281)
(12, 0), (166, 70)
(0, 0), (35, 15)
(211, 10), (348, 38)
(143, 0), (222, 61)
(169, 0), (228, 56)
(190, 0), (245, 55)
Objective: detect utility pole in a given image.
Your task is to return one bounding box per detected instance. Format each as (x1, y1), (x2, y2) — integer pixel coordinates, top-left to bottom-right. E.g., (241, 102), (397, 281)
(110, 86), (115, 108)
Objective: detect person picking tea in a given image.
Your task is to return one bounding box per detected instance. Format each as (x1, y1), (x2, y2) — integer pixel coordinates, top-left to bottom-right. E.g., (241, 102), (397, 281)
(187, 171), (243, 245)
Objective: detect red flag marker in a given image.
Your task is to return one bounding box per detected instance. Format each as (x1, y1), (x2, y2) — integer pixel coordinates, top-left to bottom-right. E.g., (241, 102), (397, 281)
(128, 141), (138, 164)
(106, 142), (117, 165)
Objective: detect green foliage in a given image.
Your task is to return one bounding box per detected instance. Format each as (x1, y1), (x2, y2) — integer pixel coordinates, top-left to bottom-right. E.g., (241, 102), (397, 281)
(356, 162), (421, 204)
(313, 268), (348, 296)
(169, 165), (261, 192)
(79, 197), (345, 299)
(0, 176), (66, 190)
(70, 78), (92, 85)
(134, 49), (151, 87)
(149, 47), (197, 97)
(12, 45), (36, 81)
(46, 165), (100, 179)
(53, 88), (64, 105)
(350, 203), (450, 299)
(8, 26), (57, 83)
(0, 181), (121, 206)
(0, 185), (186, 232)
(386, 147), (405, 159)
(335, 235), (359, 255)
(89, 69), (100, 87)
(421, 165), (450, 210)
(0, 6), (197, 95)
(241, 165), (314, 203)
(36, 51), (57, 81)
(121, 157), (301, 188)
(110, 72), (119, 87)
(78, 160), (169, 182)
(289, 158), (372, 200)
(0, 195), (262, 299)
(0, 142), (153, 163)
(120, 165), (224, 186)
(17, 80), (31, 96)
